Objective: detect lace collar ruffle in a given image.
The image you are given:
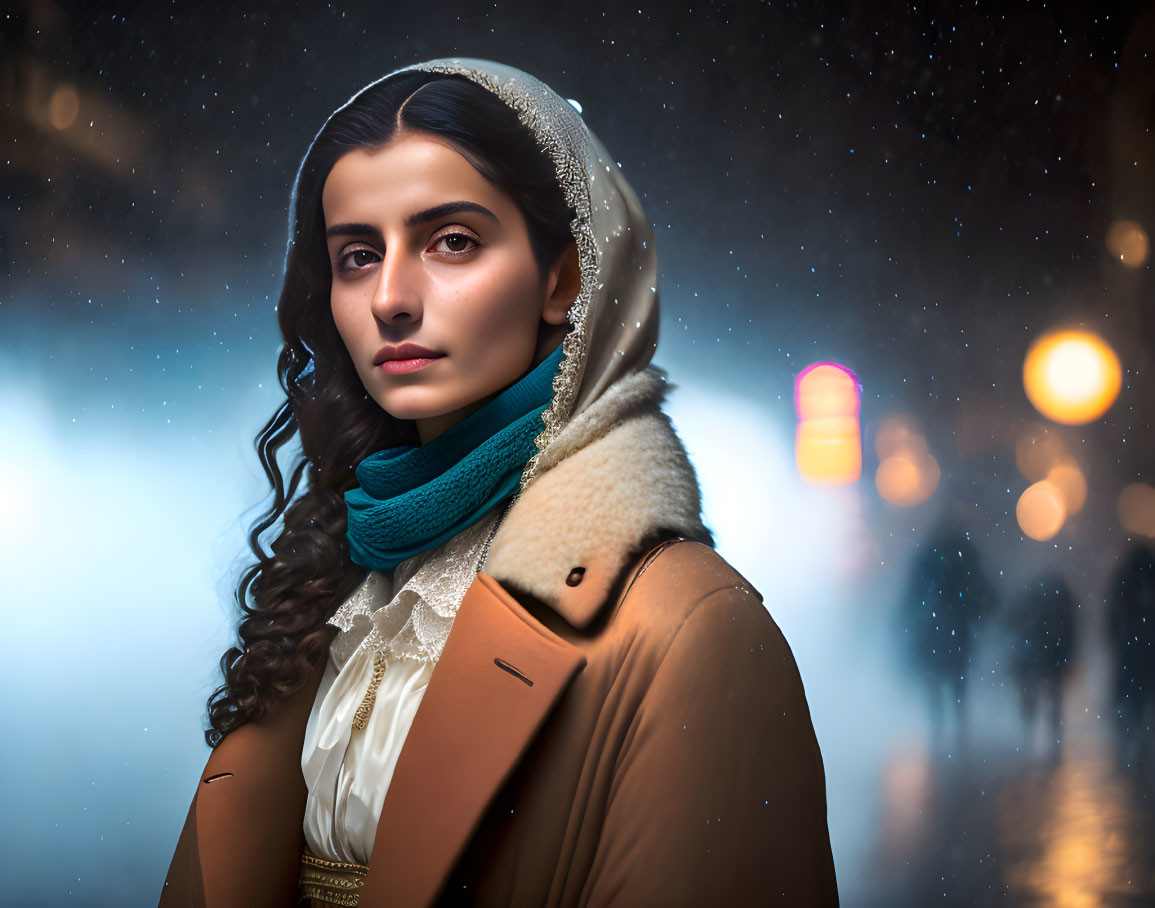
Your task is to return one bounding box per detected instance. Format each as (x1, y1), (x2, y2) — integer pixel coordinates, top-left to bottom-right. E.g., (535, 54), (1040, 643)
(326, 508), (503, 670)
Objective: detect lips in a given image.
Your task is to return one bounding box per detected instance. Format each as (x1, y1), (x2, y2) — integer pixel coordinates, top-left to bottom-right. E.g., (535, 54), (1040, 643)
(373, 343), (445, 366)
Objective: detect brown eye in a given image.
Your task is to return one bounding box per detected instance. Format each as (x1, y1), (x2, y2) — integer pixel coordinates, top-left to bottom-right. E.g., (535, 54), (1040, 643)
(432, 231), (480, 256)
(335, 247), (379, 274)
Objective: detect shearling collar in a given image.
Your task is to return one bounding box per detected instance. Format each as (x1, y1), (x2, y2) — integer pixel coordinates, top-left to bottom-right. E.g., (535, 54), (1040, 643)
(484, 367), (712, 630)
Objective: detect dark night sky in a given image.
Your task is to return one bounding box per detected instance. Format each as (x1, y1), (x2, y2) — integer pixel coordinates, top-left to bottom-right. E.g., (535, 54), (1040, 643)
(6, 1), (1152, 503)
(2, 1), (1155, 903)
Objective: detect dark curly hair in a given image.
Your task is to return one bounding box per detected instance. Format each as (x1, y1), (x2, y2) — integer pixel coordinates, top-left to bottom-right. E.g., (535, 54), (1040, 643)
(204, 70), (577, 748)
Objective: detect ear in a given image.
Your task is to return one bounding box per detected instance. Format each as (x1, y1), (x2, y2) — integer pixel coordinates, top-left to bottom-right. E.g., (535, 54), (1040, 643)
(542, 242), (580, 326)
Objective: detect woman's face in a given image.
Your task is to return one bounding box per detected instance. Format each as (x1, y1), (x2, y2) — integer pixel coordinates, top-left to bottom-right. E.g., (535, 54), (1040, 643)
(322, 131), (575, 445)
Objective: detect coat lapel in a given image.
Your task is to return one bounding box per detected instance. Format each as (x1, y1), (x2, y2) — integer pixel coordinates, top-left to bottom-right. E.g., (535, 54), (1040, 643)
(171, 571), (586, 908)
(358, 570), (588, 908)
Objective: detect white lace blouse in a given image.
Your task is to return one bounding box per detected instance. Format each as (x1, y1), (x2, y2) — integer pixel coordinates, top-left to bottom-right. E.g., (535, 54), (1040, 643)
(301, 506), (505, 865)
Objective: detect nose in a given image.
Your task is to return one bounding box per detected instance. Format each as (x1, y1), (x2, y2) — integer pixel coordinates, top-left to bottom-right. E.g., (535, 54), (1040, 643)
(369, 246), (423, 326)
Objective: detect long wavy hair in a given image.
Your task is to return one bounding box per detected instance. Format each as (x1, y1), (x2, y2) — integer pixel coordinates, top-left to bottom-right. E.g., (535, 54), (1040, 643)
(204, 70), (577, 748)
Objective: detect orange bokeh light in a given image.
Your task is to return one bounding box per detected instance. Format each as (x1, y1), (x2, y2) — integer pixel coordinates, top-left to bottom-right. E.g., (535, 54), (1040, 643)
(880, 744), (932, 856)
(796, 418), (862, 486)
(796, 363), (861, 421)
(795, 363), (861, 485)
(876, 454), (940, 507)
(1017, 480), (1067, 541)
(1014, 422), (1067, 481)
(1118, 483), (1155, 537)
(48, 84), (80, 131)
(873, 416), (939, 506)
(1105, 219), (1149, 268)
(1022, 329), (1122, 425)
(875, 416), (924, 461)
(1046, 459), (1087, 516)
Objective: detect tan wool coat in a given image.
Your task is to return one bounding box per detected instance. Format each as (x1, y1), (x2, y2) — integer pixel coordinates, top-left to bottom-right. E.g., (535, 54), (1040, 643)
(158, 370), (840, 907)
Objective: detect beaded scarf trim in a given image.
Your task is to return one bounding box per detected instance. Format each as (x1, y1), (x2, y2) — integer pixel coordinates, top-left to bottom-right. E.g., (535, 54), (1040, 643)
(406, 60), (599, 493)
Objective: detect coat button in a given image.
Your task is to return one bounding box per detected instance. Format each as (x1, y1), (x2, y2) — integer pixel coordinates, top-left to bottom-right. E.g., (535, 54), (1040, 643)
(566, 567), (585, 586)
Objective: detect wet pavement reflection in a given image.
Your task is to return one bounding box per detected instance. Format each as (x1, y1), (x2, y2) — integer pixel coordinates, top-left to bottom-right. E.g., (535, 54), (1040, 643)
(848, 542), (1155, 906)
(865, 729), (1155, 905)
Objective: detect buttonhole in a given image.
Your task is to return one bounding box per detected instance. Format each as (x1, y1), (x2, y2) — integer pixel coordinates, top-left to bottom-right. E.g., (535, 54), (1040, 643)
(494, 657), (533, 686)
(202, 772), (234, 784)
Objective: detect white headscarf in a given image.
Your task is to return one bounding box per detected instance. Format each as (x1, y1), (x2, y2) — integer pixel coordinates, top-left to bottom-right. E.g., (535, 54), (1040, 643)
(340, 57), (662, 491)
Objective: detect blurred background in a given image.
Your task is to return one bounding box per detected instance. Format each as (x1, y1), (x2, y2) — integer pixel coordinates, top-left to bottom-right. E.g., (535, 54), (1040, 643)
(2, 0), (1154, 904)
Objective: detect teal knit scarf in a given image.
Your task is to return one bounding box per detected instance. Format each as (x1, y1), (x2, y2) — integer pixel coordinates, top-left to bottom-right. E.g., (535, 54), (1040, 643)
(345, 342), (565, 570)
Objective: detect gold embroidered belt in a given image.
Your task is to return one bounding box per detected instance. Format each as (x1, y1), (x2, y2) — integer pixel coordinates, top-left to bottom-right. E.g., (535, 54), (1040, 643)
(298, 844), (369, 907)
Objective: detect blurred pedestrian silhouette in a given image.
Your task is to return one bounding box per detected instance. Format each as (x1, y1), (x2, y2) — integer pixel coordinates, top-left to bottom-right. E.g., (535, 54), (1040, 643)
(899, 523), (999, 753)
(1106, 543), (1155, 772)
(1005, 573), (1078, 763)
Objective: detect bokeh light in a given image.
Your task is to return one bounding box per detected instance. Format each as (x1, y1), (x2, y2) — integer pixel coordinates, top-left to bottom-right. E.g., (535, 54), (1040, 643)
(796, 362), (861, 421)
(795, 362), (861, 485)
(873, 415), (940, 507)
(1118, 483), (1155, 537)
(1014, 422), (1067, 481)
(880, 742), (933, 857)
(1017, 480), (1067, 541)
(1006, 758), (1139, 908)
(1022, 329), (1122, 425)
(1046, 459), (1087, 516)
(47, 84), (80, 131)
(1105, 219), (1150, 268)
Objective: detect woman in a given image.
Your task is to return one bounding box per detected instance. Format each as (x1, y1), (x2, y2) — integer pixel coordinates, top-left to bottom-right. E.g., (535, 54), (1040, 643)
(159, 57), (839, 907)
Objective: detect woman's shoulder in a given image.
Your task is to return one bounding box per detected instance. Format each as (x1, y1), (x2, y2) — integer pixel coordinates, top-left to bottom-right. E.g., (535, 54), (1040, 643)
(632, 539), (761, 604)
(613, 540), (817, 735)
(613, 539), (772, 655)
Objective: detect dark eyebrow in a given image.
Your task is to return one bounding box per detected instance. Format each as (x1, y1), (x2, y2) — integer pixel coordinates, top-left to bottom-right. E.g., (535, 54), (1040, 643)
(325, 201), (499, 239)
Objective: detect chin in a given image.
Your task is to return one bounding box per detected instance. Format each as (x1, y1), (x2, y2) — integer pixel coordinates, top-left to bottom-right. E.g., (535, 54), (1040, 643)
(375, 391), (469, 423)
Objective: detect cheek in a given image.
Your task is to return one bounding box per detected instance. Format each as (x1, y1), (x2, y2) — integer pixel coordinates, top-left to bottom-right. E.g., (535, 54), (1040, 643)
(453, 263), (541, 341)
(328, 291), (359, 351)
